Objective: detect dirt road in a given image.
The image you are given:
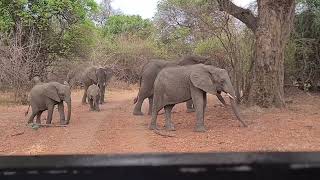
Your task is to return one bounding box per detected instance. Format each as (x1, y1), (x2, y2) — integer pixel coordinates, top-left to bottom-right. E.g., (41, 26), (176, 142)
(1, 88), (320, 155)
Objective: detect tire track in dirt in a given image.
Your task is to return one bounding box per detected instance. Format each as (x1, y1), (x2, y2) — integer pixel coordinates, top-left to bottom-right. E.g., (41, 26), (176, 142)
(39, 89), (156, 154)
(87, 90), (157, 154)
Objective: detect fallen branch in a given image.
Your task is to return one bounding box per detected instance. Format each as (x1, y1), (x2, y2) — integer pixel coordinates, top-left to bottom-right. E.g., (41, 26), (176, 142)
(153, 130), (176, 138)
(11, 132), (24, 137)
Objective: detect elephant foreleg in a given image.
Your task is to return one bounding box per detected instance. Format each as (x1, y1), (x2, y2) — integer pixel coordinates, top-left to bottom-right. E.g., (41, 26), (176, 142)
(100, 87), (105, 104)
(191, 89), (206, 132)
(82, 85), (89, 104)
(147, 96), (153, 115)
(58, 102), (66, 124)
(95, 97), (100, 111)
(89, 98), (94, 111)
(46, 104), (54, 124)
(203, 93), (207, 112)
(186, 100), (195, 113)
(164, 104), (175, 131)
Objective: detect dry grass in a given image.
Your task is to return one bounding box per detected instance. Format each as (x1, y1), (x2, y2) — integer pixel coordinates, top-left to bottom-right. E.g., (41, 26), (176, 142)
(0, 91), (21, 105)
(108, 79), (137, 90)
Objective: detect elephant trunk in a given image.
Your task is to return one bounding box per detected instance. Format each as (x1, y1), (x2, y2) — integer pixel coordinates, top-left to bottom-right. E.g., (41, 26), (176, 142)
(66, 99), (71, 124)
(224, 80), (247, 127)
(229, 97), (247, 127)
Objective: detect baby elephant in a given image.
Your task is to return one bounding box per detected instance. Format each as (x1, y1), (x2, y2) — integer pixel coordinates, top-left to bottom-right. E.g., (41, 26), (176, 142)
(27, 81), (71, 125)
(87, 84), (101, 111)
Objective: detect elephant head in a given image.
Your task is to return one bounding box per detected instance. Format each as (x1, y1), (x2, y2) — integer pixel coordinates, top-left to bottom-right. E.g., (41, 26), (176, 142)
(31, 76), (42, 85)
(45, 82), (72, 124)
(190, 65), (247, 127)
(87, 67), (113, 88)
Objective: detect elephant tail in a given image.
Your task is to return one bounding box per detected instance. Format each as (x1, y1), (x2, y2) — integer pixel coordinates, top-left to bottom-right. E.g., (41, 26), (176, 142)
(25, 105), (30, 116)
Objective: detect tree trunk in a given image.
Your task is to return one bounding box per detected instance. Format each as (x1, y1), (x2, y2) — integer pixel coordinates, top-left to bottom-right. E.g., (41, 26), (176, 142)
(216, 0), (295, 108)
(246, 1), (295, 107)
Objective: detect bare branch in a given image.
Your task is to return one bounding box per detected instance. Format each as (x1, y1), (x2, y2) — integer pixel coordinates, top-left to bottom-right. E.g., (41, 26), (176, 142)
(216, 0), (257, 32)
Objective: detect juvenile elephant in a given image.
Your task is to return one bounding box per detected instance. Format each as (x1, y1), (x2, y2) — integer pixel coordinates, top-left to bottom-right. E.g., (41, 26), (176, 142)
(26, 81), (71, 125)
(80, 66), (113, 104)
(133, 55), (227, 116)
(149, 64), (247, 132)
(87, 84), (100, 111)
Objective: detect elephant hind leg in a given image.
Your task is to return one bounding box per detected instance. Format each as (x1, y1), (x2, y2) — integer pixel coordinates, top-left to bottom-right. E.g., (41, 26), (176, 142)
(35, 111), (44, 124)
(133, 82), (151, 116)
(82, 85), (89, 104)
(147, 96), (153, 115)
(149, 99), (163, 130)
(27, 111), (37, 124)
(133, 96), (145, 116)
(164, 104), (175, 131)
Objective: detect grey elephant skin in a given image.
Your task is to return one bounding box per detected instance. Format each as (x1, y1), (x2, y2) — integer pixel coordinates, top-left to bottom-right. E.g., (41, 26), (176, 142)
(72, 66), (113, 104)
(87, 84), (101, 111)
(133, 55), (227, 116)
(149, 64), (247, 132)
(27, 82), (72, 125)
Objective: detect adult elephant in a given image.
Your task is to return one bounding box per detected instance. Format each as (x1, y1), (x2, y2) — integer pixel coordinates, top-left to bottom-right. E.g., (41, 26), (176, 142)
(133, 55), (227, 116)
(26, 82), (71, 125)
(149, 64), (247, 132)
(79, 66), (113, 104)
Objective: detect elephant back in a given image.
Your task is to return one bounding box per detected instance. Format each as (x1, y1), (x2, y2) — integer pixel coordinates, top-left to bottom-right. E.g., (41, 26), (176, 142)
(177, 55), (210, 66)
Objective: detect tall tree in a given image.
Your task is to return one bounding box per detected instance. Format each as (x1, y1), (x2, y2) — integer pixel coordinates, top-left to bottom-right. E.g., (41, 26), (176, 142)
(216, 0), (295, 107)
(93, 0), (114, 26)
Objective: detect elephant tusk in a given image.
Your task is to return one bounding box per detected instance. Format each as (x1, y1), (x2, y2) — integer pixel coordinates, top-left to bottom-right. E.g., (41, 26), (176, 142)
(226, 93), (234, 99)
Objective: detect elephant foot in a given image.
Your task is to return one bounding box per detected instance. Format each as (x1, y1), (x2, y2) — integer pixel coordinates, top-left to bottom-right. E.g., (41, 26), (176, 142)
(194, 126), (206, 132)
(165, 124), (176, 131)
(186, 108), (195, 113)
(82, 102), (87, 105)
(27, 120), (33, 124)
(60, 121), (68, 125)
(133, 111), (144, 116)
(96, 108), (101, 112)
(149, 123), (157, 130)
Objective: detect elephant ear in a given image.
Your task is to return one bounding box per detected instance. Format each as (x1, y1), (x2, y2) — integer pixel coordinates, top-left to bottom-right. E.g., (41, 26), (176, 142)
(190, 69), (217, 95)
(44, 84), (61, 102)
(87, 68), (97, 82)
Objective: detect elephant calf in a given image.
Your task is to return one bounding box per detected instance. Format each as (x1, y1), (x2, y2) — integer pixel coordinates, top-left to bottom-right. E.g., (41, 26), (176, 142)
(87, 84), (100, 111)
(26, 82), (72, 125)
(149, 64), (247, 132)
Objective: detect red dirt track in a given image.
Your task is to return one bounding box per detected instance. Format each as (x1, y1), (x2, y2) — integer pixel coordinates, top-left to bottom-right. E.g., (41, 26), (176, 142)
(1, 88), (320, 155)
